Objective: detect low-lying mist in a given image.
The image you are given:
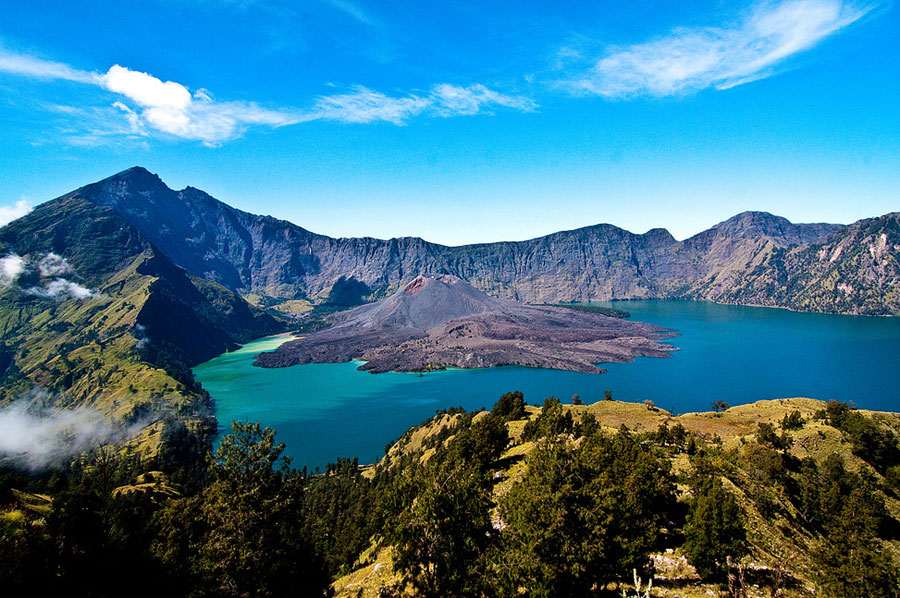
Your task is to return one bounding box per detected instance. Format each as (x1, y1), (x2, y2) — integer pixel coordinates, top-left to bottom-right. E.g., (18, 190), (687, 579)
(0, 399), (149, 470)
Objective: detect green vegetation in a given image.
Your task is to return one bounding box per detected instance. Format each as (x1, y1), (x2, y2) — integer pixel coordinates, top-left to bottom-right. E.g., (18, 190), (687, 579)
(498, 429), (676, 596)
(682, 475), (748, 580)
(3, 395), (900, 597)
(0, 195), (280, 455)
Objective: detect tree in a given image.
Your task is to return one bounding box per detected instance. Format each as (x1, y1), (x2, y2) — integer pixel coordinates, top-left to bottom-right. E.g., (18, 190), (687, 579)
(683, 476), (747, 580)
(492, 390), (526, 421)
(522, 397), (573, 441)
(497, 430), (677, 596)
(815, 486), (900, 597)
(384, 416), (506, 597)
(755, 422), (792, 453)
(781, 410), (805, 430)
(712, 400), (730, 413)
(153, 422), (329, 597)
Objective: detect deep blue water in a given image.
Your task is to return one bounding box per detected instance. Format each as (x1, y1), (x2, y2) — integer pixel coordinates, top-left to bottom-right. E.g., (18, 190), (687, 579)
(192, 300), (900, 469)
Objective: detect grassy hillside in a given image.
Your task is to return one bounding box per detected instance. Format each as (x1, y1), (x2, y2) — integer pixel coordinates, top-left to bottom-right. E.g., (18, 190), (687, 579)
(334, 397), (900, 597)
(0, 194), (282, 457)
(1, 395), (897, 597)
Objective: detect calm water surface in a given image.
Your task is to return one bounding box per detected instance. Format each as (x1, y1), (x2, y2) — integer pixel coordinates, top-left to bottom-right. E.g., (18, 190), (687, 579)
(193, 300), (900, 468)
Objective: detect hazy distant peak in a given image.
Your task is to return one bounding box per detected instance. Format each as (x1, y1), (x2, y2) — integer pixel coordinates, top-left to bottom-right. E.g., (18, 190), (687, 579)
(642, 227), (677, 243)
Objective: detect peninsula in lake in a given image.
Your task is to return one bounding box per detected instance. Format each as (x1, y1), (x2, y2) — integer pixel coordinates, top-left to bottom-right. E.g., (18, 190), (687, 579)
(254, 274), (676, 373)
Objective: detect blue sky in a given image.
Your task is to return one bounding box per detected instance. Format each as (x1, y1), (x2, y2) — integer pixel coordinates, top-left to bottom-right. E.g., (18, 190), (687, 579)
(1, 0), (897, 244)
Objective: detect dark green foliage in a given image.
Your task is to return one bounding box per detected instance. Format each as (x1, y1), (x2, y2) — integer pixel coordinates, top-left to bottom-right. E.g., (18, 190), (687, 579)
(814, 482), (900, 597)
(497, 429), (677, 596)
(302, 458), (377, 576)
(784, 452), (900, 596)
(153, 422), (329, 597)
(492, 390), (527, 421)
(655, 421), (689, 452)
(755, 422), (792, 452)
(521, 396), (573, 441)
(781, 410), (805, 430)
(383, 414), (508, 597)
(824, 400), (900, 475)
(1, 447), (175, 597)
(712, 400), (730, 413)
(574, 411), (600, 438)
(683, 476), (748, 580)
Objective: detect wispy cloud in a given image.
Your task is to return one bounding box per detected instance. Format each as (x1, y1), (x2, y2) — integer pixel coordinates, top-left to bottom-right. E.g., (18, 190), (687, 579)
(0, 46), (97, 83)
(0, 47), (535, 144)
(0, 199), (31, 227)
(24, 278), (97, 299)
(305, 86), (430, 125)
(430, 84), (537, 116)
(0, 397), (151, 470)
(566, 0), (870, 98)
(325, 0), (379, 26)
(305, 84), (537, 125)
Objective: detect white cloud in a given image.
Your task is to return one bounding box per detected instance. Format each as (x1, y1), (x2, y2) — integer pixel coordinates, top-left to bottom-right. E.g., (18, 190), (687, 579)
(0, 254), (25, 287)
(98, 65), (299, 145)
(305, 84), (536, 125)
(25, 278), (97, 300)
(0, 399), (151, 470)
(568, 0), (870, 98)
(37, 252), (73, 277)
(0, 252), (98, 299)
(0, 199), (31, 227)
(1, 47), (535, 142)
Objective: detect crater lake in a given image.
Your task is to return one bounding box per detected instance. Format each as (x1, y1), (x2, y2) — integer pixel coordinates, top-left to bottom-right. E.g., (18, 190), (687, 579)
(193, 300), (900, 469)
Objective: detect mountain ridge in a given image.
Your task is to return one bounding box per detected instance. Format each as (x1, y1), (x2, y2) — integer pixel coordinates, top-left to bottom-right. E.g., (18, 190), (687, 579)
(11, 167), (897, 315)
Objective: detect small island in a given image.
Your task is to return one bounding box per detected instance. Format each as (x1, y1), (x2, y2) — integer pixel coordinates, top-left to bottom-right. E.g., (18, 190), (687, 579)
(254, 274), (677, 373)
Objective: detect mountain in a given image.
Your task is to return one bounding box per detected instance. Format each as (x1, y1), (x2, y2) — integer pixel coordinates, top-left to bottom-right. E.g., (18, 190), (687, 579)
(0, 189), (281, 422)
(53, 167), (878, 313)
(5, 168), (896, 347)
(254, 274), (675, 373)
(700, 212), (900, 313)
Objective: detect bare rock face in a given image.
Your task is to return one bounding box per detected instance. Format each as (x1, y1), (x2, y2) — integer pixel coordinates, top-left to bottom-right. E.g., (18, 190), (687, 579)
(253, 275), (676, 373)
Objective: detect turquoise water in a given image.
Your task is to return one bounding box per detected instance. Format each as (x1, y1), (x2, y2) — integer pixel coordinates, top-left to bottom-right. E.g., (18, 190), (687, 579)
(193, 301), (900, 469)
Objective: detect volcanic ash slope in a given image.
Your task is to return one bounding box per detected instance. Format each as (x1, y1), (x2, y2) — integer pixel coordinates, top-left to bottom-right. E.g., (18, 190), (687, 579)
(254, 275), (677, 374)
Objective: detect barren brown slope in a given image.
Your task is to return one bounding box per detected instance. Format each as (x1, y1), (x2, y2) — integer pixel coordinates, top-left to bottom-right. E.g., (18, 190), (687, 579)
(254, 274), (676, 373)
